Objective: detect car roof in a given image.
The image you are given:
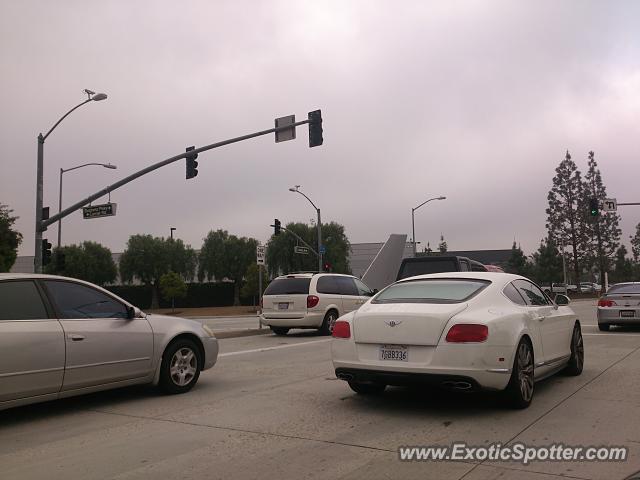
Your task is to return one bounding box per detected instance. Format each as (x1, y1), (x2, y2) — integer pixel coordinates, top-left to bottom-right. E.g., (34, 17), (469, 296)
(0, 273), (75, 281)
(396, 271), (526, 286)
(275, 273), (355, 279)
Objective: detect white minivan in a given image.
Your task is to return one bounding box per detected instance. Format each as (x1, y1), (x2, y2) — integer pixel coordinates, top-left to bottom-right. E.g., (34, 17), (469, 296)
(260, 273), (375, 335)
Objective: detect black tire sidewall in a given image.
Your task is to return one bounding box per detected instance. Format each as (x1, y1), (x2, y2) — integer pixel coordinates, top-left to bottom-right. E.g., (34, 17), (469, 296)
(160, 339), (202, 394)
(505, 339), (534, 409)
(320, 310), (338, 335)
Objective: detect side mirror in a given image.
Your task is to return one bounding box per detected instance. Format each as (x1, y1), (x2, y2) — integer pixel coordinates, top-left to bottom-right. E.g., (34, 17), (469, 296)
(126, 306), (143, 319)
(372, 289), (379, 295)
(555, 294), (570, 306)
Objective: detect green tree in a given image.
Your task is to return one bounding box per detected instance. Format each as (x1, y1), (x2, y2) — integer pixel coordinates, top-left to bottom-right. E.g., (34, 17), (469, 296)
(582, 151), (621, 287)
(241, 263), (269, 305)
(506, 241), (530, 276)
(0, 203), (23, 272)
(159, 271), (187, 313)
(266, 221), (351, 277)
(546, 151), (589, 286)
(438, 234), (448, 253)
(531, 237), (564, 286)
(630, 223), (640, 263)
(45, 241), (117, 286)
(198, 230), (258, 306)
(120, 235), (196, 308)
(611, 245), (633, 283)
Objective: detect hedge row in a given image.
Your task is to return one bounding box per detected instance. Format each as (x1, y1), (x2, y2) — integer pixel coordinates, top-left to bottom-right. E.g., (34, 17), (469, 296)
(106, 282), (254, 309)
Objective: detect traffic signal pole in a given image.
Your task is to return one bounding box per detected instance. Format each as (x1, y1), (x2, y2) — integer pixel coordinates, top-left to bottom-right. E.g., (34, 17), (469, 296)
(35, 115), (319, 272)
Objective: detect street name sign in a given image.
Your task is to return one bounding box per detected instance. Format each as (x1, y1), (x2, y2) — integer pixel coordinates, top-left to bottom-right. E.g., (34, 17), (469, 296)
(294, 246), (309, 255)
(82, 203), (117, 219)
(256, 245), (266, 265)
(275, 115), (296, 143)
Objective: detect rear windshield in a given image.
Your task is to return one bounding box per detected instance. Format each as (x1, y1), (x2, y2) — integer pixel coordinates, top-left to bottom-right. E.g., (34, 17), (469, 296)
(607, 284), (640, 295)
(373, 279), (490, 304)
(398, 259), (458, 279)
(263, 278), (311, 295)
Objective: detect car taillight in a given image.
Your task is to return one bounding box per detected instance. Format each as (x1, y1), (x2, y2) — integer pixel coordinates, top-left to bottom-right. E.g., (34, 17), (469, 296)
(307, 295), (320, 308)
(332, 321), (351, 338)
(598, 298), (616, 307)
(445, 324), (488, 343)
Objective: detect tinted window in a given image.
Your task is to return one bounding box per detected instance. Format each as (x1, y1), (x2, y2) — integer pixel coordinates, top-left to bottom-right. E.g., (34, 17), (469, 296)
(263, 278), (311, 295)
(316, 276), (340, 294)
(373, 279), (490, 304)
(354, 278), (373, 296)
(459, 260), (470, 271)
(607, 284), (640, 294)
(0, 281), (48, 320)
(336, 277), (358, 296)
(503, 283), (526, 306)
(45, 281), (128, 319)
(398, 259), (458, 279)
(514, 280), (549, 306)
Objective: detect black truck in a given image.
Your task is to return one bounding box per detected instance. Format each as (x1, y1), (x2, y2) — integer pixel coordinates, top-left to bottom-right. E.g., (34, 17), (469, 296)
(396, 255), (487, 281)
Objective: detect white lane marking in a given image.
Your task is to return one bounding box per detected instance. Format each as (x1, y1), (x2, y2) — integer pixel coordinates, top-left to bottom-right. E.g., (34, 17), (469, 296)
(219, 339), (332, 357)
(584, 333), (640, 337)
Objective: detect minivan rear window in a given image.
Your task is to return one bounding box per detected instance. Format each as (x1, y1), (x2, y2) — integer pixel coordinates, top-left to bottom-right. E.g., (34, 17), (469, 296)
(263, 278), (311, 295)
(398, 259), (458, 279)
(373, 279), (490, 304)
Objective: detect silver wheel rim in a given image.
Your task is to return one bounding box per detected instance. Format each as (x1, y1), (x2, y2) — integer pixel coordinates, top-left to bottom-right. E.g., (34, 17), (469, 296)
(327, 313), (337, 332)
(517, 343), (534, 402)
(573, 328), (584, 371)
(170, 347), (197, 387)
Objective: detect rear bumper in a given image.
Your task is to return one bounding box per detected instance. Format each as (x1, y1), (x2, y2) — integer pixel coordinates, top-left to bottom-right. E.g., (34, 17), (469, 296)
(335, 367), (482, 391)
(260, 312), (324, 328)
(597, 308), (640, 324)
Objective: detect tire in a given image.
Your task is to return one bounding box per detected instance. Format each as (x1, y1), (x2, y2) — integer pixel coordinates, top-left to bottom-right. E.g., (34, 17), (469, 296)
(504, 339), (535, 409)
(565, 324), (584, 376)
(159, 338), (202, 394)
(348, 381), (386, 395)
(320, 310), (339, 335)
(598, 323), (610, 332)
(271, 326), (290, 336)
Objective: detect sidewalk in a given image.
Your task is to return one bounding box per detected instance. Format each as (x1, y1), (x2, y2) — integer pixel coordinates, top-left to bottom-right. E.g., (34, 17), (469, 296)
(146, 306), (259, 317)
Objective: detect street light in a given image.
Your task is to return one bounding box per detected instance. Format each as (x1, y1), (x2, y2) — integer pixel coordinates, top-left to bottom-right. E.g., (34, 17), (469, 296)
(289, 185), (323, 272)
(57, 163), (117, 248)
(411, 196), (446, 257)
(170, 227), (176, 240)
(34, 89), (108, 272)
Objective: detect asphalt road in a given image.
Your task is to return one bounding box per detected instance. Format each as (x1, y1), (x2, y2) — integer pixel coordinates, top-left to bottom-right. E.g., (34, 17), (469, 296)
(194, 315), (262, 332)
(2, 300), (640, 480)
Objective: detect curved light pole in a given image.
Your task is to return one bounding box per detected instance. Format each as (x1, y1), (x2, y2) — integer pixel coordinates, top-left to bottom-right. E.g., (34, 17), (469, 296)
(289, 185), (322, 272)
(412, 196), (446, 256)
(57, 162), (117, 248)
(35, 89), (108, 272)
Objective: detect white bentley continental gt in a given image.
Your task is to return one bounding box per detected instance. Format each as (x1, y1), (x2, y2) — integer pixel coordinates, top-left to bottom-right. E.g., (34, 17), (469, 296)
(331, 272), (584, 408)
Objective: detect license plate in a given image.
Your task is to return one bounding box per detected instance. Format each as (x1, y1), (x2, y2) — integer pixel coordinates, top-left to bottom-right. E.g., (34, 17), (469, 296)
(620, 310), (636, 318)
(379, 344), (408, 362)
(278, 303), (289, 310)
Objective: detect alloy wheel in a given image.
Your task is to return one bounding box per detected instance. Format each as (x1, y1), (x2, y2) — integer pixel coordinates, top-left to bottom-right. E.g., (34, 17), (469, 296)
(170, 347), (197, 387)
(517, 342), (534, 402)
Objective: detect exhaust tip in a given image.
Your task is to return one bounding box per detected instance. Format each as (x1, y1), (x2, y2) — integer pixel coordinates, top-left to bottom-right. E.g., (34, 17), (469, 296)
(442, 381), (473, 391)
(336, 372), (354, 381)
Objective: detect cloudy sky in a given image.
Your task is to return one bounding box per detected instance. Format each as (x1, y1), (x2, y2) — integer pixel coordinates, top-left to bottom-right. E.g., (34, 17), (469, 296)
(2, 0), (639, 259)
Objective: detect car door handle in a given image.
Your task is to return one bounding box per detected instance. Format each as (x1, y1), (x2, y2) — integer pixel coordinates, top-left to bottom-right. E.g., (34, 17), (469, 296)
(67, 334), (85, 341)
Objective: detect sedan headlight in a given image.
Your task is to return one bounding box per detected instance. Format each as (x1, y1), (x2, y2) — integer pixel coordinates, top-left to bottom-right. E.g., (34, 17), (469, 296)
(202, 324), (215, 337)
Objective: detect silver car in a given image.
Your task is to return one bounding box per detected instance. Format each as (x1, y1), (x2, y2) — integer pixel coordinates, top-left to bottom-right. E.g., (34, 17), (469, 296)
(0, 273), (218, 411)
(597, 282), (640, 331)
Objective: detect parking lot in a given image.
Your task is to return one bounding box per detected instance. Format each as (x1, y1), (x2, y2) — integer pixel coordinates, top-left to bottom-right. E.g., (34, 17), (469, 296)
(1, 299), (640, 480)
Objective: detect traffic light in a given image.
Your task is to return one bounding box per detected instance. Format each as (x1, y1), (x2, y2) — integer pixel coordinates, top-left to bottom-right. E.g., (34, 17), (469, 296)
(185, 146), (198, 179)
(589, 198), (599, 217)
(308, 110), (323, 147)
(323, 261), (332, 272)
(274, 219), (281, 236)
(42, 239), (52, 266)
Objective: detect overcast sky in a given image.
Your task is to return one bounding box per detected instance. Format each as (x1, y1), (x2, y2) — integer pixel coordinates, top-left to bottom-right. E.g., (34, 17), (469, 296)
(2, 0), (639, 259)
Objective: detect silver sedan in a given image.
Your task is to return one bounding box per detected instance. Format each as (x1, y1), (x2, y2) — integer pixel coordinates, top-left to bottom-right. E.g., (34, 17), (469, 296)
(597, 282), (640, 331)
(0, 273), (218, 411)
